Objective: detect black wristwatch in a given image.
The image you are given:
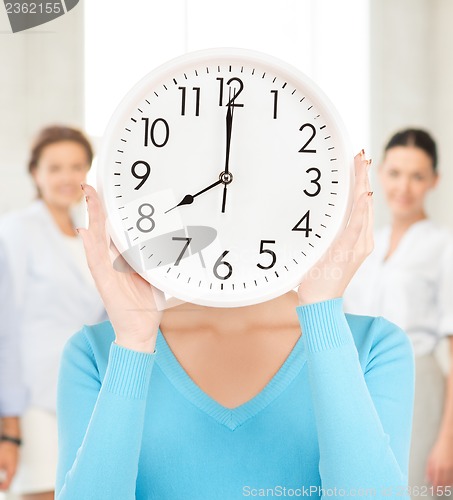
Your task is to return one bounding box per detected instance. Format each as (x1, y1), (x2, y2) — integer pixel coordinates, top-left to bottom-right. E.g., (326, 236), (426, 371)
(0, 434), (22, 446)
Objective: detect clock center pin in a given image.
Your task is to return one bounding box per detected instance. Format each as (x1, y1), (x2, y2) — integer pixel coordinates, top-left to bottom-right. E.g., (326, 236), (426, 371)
(220, 171), (233, 184)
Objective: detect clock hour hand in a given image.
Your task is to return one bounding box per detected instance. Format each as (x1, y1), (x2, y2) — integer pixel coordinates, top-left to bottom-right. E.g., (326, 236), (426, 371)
(165, 178), (223, 213)
(166, 90), (236, 215)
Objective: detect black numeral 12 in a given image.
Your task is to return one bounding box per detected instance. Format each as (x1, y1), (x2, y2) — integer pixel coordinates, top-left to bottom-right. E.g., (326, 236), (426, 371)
(216, 77), (244, 107)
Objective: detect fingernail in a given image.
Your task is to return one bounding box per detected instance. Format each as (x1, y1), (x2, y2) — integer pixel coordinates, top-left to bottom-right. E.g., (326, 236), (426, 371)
(368, 191), (373, 196)
(75, 228), (80, 234)
(81, 183), (85, 191)
(85, 195), (89, 203)
(360, 148), (365, 157)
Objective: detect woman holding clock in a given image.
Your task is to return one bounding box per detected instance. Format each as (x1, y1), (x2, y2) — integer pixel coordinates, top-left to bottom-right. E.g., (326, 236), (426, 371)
(344, 129), (453, 497)
(55, 150), (415, 499)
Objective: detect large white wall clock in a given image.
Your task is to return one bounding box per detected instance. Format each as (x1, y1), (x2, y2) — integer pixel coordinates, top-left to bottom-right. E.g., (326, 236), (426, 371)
(97, 48), (354, 308)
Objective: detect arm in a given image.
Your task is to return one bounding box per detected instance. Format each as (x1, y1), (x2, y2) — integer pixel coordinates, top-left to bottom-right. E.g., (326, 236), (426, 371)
(426, 335), (453, 488)
(0, 222), (28, 490)
(55, 185), (162, 500)
(0, 417), (21, 491)
(56, 182), (163, 499)
(436, 336), (453, 442)
(436, 233), (453, 442)
(55, 329), (156, 500)
(424, 233), (453, 487)
(297, 298), (414, 497)
(295, 152), (414, 496)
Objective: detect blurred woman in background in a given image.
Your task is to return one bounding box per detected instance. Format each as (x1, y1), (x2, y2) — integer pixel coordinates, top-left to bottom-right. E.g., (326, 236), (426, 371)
(344, 128), (453, 498)
(0, 125), (107, 500)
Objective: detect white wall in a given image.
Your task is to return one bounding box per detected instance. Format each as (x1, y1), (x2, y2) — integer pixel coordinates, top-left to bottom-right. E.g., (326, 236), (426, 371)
(1, 0), (453, 233)
(431, 0), (453, 229)
(0, 3), (85, 213)
(369, 0), (453, 230)
(84, 0), (369, 152)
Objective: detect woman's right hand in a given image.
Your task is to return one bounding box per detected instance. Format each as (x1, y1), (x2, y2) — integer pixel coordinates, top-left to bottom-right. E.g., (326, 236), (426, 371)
(0, 441), (18, 491)
(77, 184), (163, 353)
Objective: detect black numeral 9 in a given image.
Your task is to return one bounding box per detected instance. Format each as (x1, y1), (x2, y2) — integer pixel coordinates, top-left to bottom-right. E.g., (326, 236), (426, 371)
(131, 160), (150, 190)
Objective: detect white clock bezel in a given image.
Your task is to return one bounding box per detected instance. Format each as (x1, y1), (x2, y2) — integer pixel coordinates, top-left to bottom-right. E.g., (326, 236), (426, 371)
(97, 48), (355, 308)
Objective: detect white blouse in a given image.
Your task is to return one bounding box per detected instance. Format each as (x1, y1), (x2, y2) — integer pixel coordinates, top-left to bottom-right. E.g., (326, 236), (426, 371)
(0, 199), (107, 415)
(61, 233), (97, 290)
(343, 219), (453, 357)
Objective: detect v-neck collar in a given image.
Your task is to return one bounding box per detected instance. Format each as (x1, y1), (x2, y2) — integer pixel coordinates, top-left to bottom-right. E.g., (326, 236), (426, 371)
(154, 328), (307, 431)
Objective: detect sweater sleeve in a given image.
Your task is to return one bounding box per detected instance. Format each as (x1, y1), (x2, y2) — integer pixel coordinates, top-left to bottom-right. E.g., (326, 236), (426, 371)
(55, 328), (156, 500)
(296, 297), (415, 498)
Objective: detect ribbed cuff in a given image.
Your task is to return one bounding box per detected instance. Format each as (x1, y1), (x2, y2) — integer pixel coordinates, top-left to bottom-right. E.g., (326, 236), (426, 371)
(103, 342), (156, 399)
(296, 297), (353, 352)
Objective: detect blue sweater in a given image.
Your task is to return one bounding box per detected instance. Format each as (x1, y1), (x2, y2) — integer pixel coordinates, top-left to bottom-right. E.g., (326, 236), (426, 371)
(55, 298), (414, 499)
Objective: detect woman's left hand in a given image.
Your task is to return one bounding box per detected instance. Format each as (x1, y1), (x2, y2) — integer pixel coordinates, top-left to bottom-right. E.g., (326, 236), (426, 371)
(426, 435), (453, 488)
(297, 150), (373, 305)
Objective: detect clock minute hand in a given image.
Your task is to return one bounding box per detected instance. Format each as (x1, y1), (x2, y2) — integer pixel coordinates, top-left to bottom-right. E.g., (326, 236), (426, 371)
(222, 90), (235, 213)
(224, 96), (233, 175)
(165, 178), (223, 213)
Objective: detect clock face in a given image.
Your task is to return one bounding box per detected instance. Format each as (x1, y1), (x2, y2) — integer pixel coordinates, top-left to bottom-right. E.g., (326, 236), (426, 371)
(98, 48), (354, 308)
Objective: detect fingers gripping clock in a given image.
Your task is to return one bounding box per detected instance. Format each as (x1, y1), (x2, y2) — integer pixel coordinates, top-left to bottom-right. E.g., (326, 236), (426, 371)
(97, 48), (354, 307)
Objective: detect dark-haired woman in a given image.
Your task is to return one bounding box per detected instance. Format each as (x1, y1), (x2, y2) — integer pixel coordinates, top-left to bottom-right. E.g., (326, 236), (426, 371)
(344, 129), (453, 497)
(0, 126), (107, 500)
